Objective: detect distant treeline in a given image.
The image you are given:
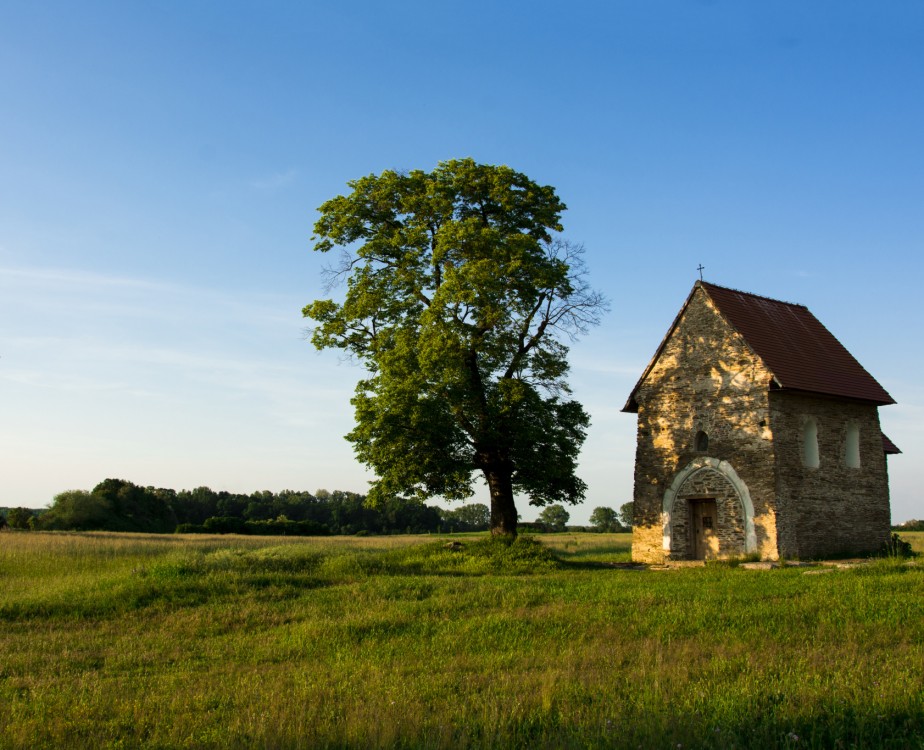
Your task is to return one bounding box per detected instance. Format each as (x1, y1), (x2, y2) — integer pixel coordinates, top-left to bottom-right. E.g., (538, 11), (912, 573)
(1, 478), (491, 536)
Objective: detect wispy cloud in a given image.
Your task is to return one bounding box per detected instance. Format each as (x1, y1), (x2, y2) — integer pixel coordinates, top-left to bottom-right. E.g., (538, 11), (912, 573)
(251, 169), (297, 191)
(571, 358), (648, 376)
(0, 265), (180, 293)
(0, 264), (299, 328)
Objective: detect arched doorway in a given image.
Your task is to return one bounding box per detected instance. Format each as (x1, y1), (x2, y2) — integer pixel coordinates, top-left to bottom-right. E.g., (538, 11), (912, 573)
(661, 458), (757, 560)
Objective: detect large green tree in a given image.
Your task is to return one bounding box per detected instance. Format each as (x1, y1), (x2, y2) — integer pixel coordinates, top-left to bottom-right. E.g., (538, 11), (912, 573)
(304, 159), (604, 536)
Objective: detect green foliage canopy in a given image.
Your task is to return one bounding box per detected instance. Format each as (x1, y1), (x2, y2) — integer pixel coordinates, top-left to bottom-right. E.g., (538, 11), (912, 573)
(30, 478), (442, 536)
(439, 503), (490, 532)
(619, 501), (635, 529)
(589, 506), (622, 533)
(6, 507), (34, 530)
(304, 159), (605, 535)
(39, 490), (109, 530)
(40, 480), (177, 533)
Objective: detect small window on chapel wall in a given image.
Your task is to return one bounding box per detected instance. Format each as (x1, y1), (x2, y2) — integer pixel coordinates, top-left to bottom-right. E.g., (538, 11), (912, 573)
(802, 417), (819, 468)
(845, 422), (861, 468)
(694, 430), (709, 452)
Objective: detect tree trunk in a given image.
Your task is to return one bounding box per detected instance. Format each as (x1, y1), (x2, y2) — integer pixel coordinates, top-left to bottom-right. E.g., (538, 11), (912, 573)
(484, 464), (518, 538)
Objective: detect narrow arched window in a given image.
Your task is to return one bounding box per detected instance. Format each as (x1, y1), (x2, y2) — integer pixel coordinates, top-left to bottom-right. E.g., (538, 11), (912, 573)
(694, 430), (709, 452)
(845, 422), (861, 468)
(802, 417), (819, 468)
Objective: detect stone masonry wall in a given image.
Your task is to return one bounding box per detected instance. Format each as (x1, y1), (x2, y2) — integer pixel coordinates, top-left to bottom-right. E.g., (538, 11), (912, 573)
(630, 286), (780, 562)
(770, 392), (891, 558)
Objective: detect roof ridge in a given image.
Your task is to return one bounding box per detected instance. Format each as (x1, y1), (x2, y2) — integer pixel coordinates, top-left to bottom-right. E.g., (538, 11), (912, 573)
(699, 280), (807, 310)
(624, 280), (896, 410)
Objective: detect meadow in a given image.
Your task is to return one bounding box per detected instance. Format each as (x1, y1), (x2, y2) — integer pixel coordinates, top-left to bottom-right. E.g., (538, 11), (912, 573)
(1, 531), (922, 749)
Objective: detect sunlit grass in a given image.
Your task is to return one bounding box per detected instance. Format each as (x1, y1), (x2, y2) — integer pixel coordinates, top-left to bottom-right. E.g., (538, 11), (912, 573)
(536, 532), (633, 563)
(1, 530), (922, 748)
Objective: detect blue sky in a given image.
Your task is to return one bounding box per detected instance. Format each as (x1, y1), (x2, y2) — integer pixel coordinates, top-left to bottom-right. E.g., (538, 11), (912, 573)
(2, 1), (922, 523)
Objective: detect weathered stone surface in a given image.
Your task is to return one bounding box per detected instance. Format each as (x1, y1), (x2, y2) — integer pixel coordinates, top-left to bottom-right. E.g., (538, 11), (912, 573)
(629, 286), (777, 562)
(769, 391), (891, 558)
(626, 283), (893, 562)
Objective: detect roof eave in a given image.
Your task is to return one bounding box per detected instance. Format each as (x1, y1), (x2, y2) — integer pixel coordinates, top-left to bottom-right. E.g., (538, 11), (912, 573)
(769, 384), (896, 407)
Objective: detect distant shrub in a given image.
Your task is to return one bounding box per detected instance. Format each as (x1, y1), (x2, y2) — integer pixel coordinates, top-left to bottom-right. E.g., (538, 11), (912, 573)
(174, 523), (205, 534)
(203, 516), (246, 534)
(589, 506), (625, 533)
(244, 519), (329, 536)
(894, 519), (924, 532)
(176, 519), (330, 536)
(536, 504), (570, 533)
(438, 503), (490, 532)
(881, 533), (915, 558)
(6, 507), (36, 530)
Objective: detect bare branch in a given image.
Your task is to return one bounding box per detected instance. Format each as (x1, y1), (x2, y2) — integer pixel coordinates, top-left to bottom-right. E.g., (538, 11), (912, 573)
(320, 249), (360, 293)
(500, 239), (608, 378)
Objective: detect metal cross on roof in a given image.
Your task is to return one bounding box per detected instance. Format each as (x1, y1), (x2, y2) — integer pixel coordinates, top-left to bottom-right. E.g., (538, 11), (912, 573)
(697, 264), (705, 281)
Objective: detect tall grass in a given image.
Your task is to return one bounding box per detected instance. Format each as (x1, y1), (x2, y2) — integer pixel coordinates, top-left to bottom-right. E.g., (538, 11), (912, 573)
(1, 531), (922, 748)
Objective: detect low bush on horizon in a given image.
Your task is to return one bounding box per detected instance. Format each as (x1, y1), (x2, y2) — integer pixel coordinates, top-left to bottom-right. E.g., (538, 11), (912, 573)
(1, 531), (922, 748)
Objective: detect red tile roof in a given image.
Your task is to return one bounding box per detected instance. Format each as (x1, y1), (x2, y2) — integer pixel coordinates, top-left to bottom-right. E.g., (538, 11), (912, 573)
(623, 281), (896, 412)
(700, 282), (895, 406)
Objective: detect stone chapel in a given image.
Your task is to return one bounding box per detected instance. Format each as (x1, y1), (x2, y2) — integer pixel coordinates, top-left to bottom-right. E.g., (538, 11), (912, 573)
(623, 281), (899, 562)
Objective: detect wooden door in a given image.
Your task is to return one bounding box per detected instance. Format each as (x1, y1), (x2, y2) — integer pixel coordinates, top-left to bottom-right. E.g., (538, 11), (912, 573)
(691, 500), (718, 560)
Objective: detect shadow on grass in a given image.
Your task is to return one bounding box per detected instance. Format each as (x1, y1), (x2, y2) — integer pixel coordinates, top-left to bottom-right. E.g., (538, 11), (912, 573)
(543, 537), (635, 570)
(261, 702), (924, 750)
(556, 558), (646, 571)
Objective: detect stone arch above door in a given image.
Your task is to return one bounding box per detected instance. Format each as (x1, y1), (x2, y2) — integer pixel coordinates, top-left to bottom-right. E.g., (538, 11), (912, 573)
(661, 457), (757, 557)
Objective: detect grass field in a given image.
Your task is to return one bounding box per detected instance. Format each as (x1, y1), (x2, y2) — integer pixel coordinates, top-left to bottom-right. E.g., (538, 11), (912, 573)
(1, 531), (922, 749)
